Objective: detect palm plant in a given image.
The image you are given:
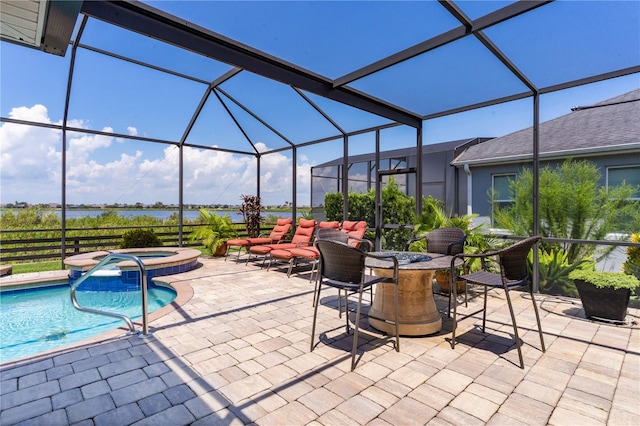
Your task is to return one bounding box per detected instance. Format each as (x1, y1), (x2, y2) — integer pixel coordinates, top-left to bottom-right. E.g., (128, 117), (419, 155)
(412, 196), (493, 276)
(190, 209), (237, 256)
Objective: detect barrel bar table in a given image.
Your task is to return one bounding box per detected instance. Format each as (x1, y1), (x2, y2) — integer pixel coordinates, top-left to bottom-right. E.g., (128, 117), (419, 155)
(365, 251), (462, 336)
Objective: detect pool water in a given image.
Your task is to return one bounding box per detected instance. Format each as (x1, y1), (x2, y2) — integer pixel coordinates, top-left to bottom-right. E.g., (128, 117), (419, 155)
(0, 284), (176, 363)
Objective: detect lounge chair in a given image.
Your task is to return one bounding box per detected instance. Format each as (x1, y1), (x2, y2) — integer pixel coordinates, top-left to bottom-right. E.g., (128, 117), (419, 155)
(268, 221), (340, 280)
(225, 217), (293, 262)
(267, 220), (369, 280)
(340, 220), (367, 246)
(247, 218), (317, 266)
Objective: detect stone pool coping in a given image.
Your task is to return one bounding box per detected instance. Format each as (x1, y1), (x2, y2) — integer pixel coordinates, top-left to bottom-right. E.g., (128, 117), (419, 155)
(63, 247), (201, 272)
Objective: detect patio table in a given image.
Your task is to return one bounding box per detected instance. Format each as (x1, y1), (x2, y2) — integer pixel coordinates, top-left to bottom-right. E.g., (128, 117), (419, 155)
(365, 251), (462, 336)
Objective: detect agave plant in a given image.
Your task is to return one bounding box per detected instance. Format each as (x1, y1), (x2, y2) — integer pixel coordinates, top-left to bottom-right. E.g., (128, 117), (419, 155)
(190, 210), (237, 256)
(531, 247), (595, 297)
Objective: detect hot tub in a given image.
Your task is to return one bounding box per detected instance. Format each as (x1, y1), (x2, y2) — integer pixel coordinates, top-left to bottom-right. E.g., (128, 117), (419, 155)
(64, 247), (201, 285)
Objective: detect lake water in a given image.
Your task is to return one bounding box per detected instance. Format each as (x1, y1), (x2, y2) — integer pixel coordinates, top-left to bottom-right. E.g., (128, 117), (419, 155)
(62, 209), (239, 220)
(9, 209), (299, 221)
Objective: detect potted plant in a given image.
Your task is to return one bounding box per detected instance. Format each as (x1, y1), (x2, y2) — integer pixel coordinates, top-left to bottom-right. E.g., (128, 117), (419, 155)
(411, 196), (492, 293)
(435, 269), (467, 294)
(568, 269), (640, 322)
(190, 209), (238, 256)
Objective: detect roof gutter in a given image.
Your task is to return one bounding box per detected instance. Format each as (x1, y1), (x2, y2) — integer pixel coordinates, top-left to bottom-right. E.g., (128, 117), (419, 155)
(452, 143), (640, 167)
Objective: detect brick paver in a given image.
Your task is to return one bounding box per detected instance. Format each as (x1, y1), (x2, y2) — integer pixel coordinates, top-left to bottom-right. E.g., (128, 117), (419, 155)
(1, 257), (638, 425)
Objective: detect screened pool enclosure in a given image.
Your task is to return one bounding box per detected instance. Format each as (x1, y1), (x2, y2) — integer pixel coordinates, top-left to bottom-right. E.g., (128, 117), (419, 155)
(1, 0), (639, 258)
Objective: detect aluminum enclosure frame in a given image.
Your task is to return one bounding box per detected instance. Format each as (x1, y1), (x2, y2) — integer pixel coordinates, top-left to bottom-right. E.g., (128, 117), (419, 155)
(1, 0), (638, 277)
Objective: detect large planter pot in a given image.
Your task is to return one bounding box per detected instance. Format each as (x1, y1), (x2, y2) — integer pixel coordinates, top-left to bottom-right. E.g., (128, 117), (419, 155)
(435, 270), (466, 294)
(212, 242), (228, 257)
(574, 279), (631, 321)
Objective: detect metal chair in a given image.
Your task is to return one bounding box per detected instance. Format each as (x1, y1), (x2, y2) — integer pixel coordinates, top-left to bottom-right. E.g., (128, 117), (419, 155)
(311, 239), (399, 371)
(406, 226), (466, 255)
(406, 227), (466, 315)
(314, 228), (373, 312)
(450, 236), (545, 368)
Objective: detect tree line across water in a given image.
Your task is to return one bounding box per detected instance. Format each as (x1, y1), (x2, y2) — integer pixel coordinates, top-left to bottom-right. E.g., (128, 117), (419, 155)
(1, 160), (639, 299)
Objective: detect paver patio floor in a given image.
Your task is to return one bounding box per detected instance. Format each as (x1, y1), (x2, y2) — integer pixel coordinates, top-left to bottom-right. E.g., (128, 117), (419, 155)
(1, 256), (639, 425)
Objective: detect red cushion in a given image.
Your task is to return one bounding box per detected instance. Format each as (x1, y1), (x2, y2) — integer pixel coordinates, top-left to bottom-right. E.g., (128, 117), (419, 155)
(341, 221), (367, 247)
(249, 243), (297, 254)
(341, 220), (366, 232)
(277, 218), (293, 226)
(319, 221), (340, 229)
(269, 224), (291, 241)
(287, 247), (319, 259)
(249, 245), (273, 255)
(226, 238), (251, 246)
(269, 249), (296, 260)
(298, 218), (316, 228)
(291, 226), (314, 244)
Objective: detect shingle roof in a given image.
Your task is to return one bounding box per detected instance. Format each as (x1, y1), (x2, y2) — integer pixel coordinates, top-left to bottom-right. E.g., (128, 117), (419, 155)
(451, 89), (640, 166)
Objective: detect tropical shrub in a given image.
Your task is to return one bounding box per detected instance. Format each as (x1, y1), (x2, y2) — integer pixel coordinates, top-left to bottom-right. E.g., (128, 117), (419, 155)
(239, 195), (263, 238)
(493, 159), (639, 265)
(324, 177), (415, 250)
(411, 195), (492, 273)
(189, 210), (237, 255)
(120, 229), (163, 248)
(623, 233), (640, 279)
(380, 178), (415, 250)
(531, 247), (595, 297)
(623, 233), (640, 297)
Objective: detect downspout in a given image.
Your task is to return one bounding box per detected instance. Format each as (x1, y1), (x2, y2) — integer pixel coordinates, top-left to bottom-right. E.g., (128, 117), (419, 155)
(464, 163), (472, 216)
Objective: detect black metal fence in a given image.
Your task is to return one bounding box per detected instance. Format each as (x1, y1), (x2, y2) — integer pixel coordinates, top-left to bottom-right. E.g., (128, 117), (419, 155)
(0, 223), (266, 263)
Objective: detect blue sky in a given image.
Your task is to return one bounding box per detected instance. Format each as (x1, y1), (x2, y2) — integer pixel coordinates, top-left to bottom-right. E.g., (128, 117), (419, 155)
(1, 0), (639, 207)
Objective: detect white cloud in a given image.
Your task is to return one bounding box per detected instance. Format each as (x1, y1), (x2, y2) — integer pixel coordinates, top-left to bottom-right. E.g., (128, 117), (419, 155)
(1, 104), (313, 206)
(0, 105), (59, 183)
(127, 126), (138, 136)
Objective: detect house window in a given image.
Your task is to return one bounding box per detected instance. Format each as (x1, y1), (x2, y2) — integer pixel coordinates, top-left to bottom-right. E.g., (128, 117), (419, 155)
(493, 174), (516, 210)
(607, 165), (640, 200)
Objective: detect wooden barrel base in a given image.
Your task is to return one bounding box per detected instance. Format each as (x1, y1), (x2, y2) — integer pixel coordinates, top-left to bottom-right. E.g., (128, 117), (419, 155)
(368, 268), (442, 336)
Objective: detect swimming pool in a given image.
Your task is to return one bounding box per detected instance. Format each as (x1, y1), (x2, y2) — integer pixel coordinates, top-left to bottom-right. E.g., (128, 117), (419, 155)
(0, 281), (176, 363)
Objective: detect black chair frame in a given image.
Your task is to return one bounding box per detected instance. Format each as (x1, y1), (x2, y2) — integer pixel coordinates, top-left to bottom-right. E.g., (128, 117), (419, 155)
(450, 236), (545, 368)
(311, 239), (399, 371)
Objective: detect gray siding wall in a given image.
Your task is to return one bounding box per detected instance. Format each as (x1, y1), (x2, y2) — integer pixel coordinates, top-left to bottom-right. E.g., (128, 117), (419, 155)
(463, 154), (639, 218)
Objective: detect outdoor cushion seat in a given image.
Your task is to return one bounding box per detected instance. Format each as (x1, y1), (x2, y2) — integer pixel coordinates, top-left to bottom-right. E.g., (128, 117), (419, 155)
(225, 217), (292, 261)
(248, 218), (316, 265)
(268, 221), (341, 280)
(341, 220), (367, 246)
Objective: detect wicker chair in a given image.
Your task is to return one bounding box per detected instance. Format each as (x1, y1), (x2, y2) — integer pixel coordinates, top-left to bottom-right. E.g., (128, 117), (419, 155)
(406, 227), (466, 315)
(406, 226), (466, 255)
(450, 236), (545, 368)
(315, 227), (373, 311)
(311, 239), (399, 370)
